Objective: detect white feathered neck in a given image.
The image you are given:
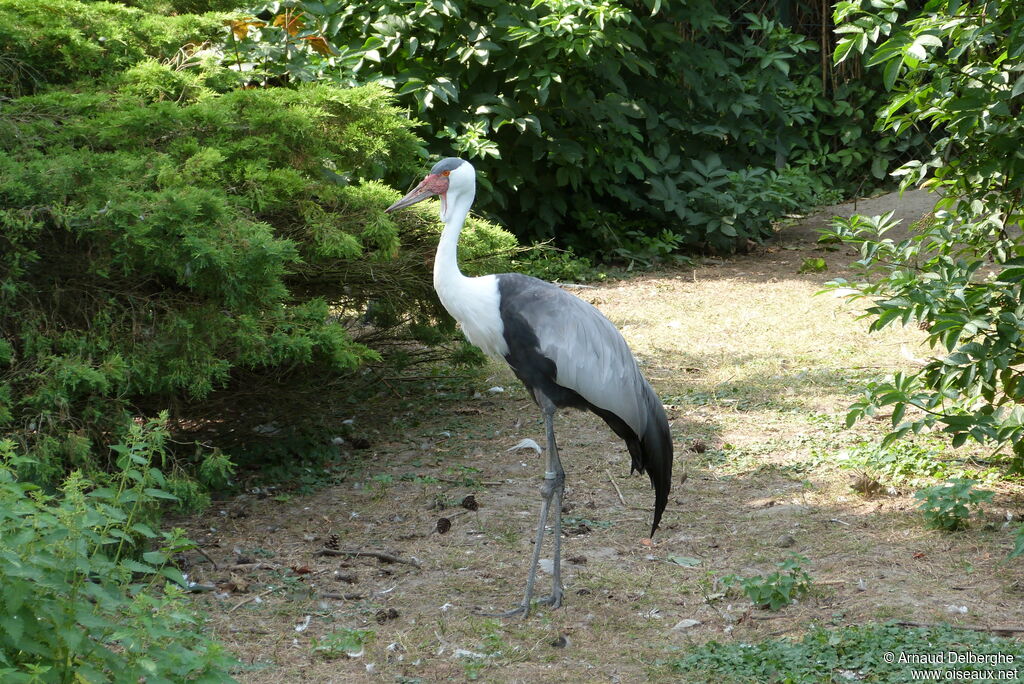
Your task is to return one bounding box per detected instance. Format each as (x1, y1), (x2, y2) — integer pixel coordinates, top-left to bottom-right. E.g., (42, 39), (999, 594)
(431, 162), (508, 359)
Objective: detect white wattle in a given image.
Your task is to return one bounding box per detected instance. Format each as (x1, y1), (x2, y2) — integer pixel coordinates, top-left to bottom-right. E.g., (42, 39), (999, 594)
(433, 167), (508, 360)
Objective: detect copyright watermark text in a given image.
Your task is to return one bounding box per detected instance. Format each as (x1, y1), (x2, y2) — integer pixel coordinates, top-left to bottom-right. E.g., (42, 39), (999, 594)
(882, 650), (1019, 681)
(884, 651), (1015, 666)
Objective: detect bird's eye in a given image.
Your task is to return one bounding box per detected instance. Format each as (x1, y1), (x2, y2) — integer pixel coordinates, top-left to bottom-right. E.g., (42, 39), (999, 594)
(441, 170), (450, 176)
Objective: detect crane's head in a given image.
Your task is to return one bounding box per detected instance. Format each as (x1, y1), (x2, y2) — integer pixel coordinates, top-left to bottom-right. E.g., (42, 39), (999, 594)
(385, 157), (474, 222)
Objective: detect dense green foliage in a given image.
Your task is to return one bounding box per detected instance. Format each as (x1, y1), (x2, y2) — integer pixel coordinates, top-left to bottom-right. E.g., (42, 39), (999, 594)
(0, 1), (520, 676)
(0, 0), (224, 95)
(0, 419), (236, 683)
(0, 0), (517, 482)
(217, 0), (922, 256)
(672, 622), (1024, 682)
(827, 0), (1024, 473)
(835, 438), (1003, 488)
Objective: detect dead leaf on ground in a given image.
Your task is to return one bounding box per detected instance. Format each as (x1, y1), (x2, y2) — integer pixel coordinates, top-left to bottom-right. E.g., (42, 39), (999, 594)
(219, 574), (250, 593)
(375, 608), (399, 624)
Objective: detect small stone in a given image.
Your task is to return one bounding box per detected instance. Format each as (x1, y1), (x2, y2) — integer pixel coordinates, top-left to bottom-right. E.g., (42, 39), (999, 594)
(671, 619), (701, 631)
(777, 534), (796, 548)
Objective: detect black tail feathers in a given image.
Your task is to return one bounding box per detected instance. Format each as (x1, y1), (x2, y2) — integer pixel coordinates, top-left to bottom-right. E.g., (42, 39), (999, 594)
(623, 388), (673, 537)
(586, 384), (674, 538)
(641, 400), (673, 537)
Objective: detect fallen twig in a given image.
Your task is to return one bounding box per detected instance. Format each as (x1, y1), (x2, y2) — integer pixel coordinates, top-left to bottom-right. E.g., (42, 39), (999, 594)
(828, 518), (851, 526)
(314, 548), (421, 568)
(320, 592), (365, 601)
(229, 561), (282, 572)
(435, 478), (505, 486)
(185, 583), (218, 593)
(376, 373), (402, 399)
(606, 469), (628, 507)
(193, 546), (219, 571)
(895, 620), (1024, 635)
(228, 587), (276, 613)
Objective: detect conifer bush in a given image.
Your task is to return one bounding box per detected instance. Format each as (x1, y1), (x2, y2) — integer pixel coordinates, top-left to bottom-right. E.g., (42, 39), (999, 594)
(0, 0), (225, 95)
(0, 0), (518, 482)
(0, 1), (519, 677)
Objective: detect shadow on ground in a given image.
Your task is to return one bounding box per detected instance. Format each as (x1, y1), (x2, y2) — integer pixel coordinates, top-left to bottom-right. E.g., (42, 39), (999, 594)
(176, 189), (1024, 683)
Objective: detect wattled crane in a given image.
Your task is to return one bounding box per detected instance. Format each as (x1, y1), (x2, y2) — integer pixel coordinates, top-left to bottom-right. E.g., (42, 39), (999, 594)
(386, 158), (673, 616)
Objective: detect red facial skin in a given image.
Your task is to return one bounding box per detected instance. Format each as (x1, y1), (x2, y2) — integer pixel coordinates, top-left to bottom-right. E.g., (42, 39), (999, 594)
(385, 172), (451, 214)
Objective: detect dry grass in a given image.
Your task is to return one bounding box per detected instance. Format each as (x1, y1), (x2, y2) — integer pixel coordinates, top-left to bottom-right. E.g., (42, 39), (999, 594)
(180, 191), (1024, 682)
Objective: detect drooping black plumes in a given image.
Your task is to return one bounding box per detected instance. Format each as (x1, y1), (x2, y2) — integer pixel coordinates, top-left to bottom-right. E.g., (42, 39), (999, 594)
(497, 273), (673, 536)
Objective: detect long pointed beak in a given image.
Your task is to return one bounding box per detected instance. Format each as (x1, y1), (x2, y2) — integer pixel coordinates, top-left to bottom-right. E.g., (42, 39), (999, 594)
(385, 173), (449, 214)
(385, 185), (435, 213)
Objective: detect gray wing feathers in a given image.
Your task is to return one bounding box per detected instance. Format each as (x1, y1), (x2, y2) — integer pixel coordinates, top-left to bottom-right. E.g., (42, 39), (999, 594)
(513, 280), (651, 435)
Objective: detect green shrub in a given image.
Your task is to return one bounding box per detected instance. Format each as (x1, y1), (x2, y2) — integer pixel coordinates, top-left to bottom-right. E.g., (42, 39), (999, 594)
(112, 0), (242, 13)
(216, 0), (920, 255)
(0, 0), (226, 96)
(0, 418), (236, 682)
(828, 0), (1024, 475)
(672, 623), (1024, 682)
(837, 440), (950, 486)
(722, 555), (813, 611)
(914, 479), (993, 532)
(512, 246), (599, 283)
(310, 628), (375, 660)
(1011, 525), (1024, 560)
(0, 67), (517, 481)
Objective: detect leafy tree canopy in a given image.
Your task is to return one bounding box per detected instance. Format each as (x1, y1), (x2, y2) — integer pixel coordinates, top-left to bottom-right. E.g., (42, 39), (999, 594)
(215, 0), (924, 258)
(828, 0), (1024, 472)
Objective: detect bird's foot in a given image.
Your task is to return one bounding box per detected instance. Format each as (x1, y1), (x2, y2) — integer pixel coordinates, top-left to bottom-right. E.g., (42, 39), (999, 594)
(535, 590), (563, 609)
(474, 588), (562, 618)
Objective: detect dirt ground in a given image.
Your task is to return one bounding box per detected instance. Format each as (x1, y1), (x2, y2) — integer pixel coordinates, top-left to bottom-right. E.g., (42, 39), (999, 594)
(181, 189), (1024, 682)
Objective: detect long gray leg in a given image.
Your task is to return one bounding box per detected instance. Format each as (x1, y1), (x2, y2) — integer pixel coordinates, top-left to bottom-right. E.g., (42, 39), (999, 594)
(479, 394), (564, 618)
(536, 396), (565, 608)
